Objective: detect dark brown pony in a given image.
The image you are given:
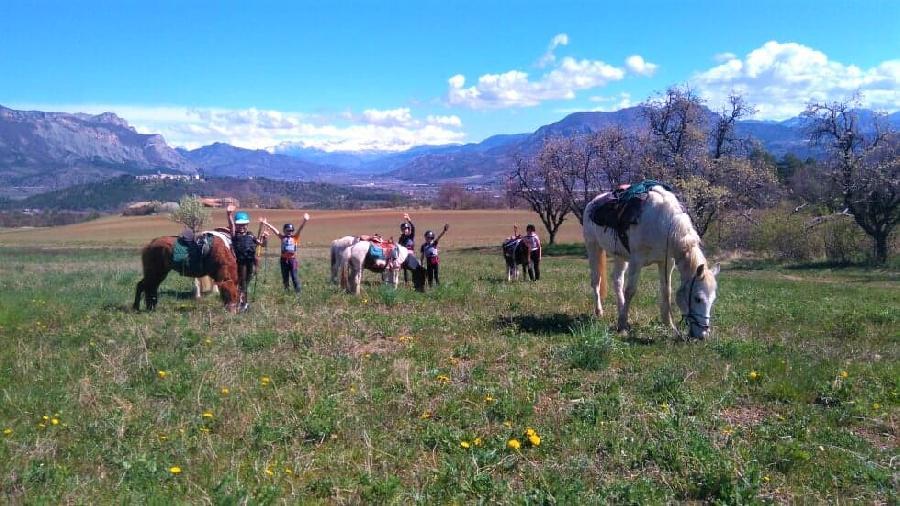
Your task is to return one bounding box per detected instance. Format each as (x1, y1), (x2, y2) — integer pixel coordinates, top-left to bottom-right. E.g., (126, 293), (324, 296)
(134, 235), (239, 311)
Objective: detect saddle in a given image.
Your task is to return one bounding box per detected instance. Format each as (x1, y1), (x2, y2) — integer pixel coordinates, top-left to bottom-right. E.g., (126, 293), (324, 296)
(589, 180), (673, 252)
(364, 236), (398, 272)
(173, 230), (214, 275)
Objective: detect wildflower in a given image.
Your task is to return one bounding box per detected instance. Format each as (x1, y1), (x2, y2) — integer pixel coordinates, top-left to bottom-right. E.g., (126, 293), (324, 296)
(748, 370), (759, 381)
(50, 418), (60, 426)
(265, 466), (275, 476)
(527, 434), (541, 447)
(763, 475), (770, 483)
(2, 428), (12, 436)
(507, 438), (521, 450)
(220, 387), (230, 396)
(484, 395), (495, 403)
(284, 467), (293, 475)
(460, 440), (471, 449)
(260, 376), (271, 386)
(158, 434), (168, 441)
(168, 466), (182, 475)
(525, 427), (537, 437)
(473, 437), (483, 447)
(204, 338), (213, 346)
(839, 370), (849, 379)
(448, 357), (460, 366)
(419, 410), (432, 420)
(42, 415), (49, 421)
(721, 426), (734, 436)
(436, 374), (451, 384)
(157, 370), (169, 379)
(872, 402), (881, 410)
(202, 411), (214, 419)
(503, 420), (512, 428)
(37, 423), (46, 429)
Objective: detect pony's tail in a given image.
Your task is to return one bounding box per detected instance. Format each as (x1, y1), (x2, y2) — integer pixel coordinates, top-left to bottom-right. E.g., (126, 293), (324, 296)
(598, 250), (608, 299)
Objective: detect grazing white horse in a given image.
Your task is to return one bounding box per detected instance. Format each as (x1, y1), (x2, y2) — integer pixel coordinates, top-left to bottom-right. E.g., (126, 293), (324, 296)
(582, 185), (719, 339)
(330, 236), (425, 294)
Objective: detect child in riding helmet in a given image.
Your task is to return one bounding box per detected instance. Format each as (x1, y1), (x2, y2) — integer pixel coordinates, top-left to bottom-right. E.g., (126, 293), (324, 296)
(227, 205), (267, 310)
(420, 224), (449, 287)
(261, 213), (310, 294)
(523, 224), (542, 281)
(398, 213), (415, 284)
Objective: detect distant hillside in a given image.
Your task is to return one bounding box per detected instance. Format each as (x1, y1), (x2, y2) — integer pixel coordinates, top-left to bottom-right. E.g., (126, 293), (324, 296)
(4, 175), (406, 211)
(181, 142), (336, 180)
(0, 105), (196, 198)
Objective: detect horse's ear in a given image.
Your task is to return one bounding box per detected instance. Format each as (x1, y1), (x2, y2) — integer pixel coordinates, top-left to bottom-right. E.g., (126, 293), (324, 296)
(695, 264), (705, 277)
(711, 263), (721, 276)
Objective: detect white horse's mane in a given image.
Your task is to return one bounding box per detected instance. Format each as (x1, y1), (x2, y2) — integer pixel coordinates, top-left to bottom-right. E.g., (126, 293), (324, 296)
(655, 187), (706, 273)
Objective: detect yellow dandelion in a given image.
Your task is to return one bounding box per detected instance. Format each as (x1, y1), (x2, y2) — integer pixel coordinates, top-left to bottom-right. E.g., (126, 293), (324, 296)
(436, 374), (451, 384)
(42, 415), (49, 421)
(37, 423), (46, 429)
(473, 437), (483, 447)
(448, 357), (460, 366)
(872, 402), (881, 410)
(202, 411), (214, 419)
(158, 434), (168, 441)
(460, 440), (471, 449)
(168, 466), (182, 475)
(265, 466), (275, 476)
(260, 376), (271, 386)
(763, 475), (770, 483)
(484, 395), (495, 403)
(50, 418), (60, 426)
(204, 338), (213, 346)
(525, 427), (537, 437)
(528, 434), (541, 447)
(507, 438), (521, 450)
(748, 370), (759, 380)
(157, 370), (168, 379)
(722, 426), (734, 436)
(503, 420), (512, 428)
(2, 428), (12, 436)
(419, 410), (432, 420)
(220, 387), (230, 396)
(284, 467), (294, 475)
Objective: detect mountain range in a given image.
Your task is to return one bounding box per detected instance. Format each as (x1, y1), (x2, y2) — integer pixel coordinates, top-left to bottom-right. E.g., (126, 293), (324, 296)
(2, 103), (899, 199)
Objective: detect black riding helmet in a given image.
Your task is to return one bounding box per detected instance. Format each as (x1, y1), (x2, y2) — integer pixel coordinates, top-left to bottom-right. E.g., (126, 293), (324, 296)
(400, 222), (411, 231)
(283, 223), (294, 232)
(424, 230), (435, 240)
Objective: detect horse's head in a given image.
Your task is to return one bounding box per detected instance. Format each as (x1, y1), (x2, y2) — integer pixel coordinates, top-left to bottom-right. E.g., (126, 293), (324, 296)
(412, 266), (426, 292)
(675, 263), (720, 339)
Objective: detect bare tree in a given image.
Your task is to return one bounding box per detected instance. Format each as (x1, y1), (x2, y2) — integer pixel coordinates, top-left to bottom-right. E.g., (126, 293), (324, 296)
(712, 93), (756, 159)
(509, 149), (571, 244)
(643, 86), (708, 176)
(804, 97), (898, 262)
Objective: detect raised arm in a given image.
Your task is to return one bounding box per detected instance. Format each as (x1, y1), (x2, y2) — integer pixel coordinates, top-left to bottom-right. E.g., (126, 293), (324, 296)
(260, 217), (281, 237)
(435, 223), (449, 243)
(295, 213), (310, 235)
(226, 204), (236, 236)
(404, 213), (415, 236)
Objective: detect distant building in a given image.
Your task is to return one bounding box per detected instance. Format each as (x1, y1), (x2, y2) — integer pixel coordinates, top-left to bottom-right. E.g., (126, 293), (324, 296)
(136, 172), (201, 181)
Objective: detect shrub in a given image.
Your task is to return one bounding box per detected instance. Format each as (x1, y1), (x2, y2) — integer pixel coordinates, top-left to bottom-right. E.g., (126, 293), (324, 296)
(748, 206), (823, 261)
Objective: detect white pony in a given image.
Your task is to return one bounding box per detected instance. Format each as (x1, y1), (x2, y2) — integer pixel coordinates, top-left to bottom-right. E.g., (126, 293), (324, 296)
(582, 185), (719, 339)
(330, 236), (426, 294)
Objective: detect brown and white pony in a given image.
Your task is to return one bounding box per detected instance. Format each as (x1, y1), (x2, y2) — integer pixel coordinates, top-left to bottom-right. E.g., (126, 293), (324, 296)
(502, 238), (530, 281)
(582, 186), (720, 339)
(330, 236), (425, 294)
(134, 232), (239, 311)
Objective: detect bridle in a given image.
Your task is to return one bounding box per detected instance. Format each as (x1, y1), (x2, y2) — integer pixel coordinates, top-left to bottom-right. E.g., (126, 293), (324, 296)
(663, 220), (711, 340)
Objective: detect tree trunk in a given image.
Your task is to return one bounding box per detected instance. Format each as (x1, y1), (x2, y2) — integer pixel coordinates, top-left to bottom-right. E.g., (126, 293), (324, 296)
(548, 229), (557, 245)
(873, 232), (888, 264)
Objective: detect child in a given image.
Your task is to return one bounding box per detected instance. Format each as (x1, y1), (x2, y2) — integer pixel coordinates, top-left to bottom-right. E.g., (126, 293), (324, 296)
(398, 213), (415, 284)
(261, 213), (310, 294)
(226, 204), (267, 310)
(523, 224), (542, 281)
(420, 224), (449, 287)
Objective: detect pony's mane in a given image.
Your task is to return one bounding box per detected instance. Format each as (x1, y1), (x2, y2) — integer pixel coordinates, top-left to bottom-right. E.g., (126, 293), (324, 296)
(654, 187), (706, 272)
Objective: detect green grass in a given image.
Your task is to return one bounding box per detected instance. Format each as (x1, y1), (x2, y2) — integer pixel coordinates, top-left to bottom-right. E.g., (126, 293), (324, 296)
(0, 246), (897, 503)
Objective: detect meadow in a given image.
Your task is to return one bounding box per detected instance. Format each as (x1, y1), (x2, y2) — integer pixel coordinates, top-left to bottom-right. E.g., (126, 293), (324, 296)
(0, 211), (897, 504)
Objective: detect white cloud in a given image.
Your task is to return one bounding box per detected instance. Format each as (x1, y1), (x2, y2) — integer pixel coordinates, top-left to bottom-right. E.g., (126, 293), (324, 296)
(447, 36), (652, 109)
(625, 55), (658, 76)
(14, 103), (465, 151)
(713, 52), (736, 63)
(694, 40), (900, 119)
(537, 33), (569, 67)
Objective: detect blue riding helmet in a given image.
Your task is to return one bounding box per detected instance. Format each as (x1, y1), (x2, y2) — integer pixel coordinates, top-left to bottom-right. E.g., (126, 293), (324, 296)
(234, 211), (250, 225)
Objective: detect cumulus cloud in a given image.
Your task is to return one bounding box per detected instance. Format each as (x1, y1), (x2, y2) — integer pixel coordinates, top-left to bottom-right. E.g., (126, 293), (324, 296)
(694, 40), (900, 119)
(447, 36), (653, 109)
(625, 55), (658, 76)
(537, 33), (569, 67)
(16, 103), (465, 151)
(713, 52), (736, 63)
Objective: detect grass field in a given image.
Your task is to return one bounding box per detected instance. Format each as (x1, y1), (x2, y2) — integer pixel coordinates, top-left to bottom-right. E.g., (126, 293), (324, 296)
(0, 212), (897, 503)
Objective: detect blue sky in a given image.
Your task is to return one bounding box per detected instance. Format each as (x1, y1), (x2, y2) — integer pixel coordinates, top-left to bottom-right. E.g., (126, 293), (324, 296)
(2, 0), (899, 151)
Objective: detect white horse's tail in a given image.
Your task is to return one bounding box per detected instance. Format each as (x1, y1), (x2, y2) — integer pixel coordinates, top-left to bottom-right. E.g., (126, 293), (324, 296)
(599, 249), (608, 299)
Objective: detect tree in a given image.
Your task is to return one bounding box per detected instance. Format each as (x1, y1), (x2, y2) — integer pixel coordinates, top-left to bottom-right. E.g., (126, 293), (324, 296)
(170, 194), (209, 233)
(435, 182), (466, 210)
(509, 147), (571, 244)
(804, 97), (898, 262)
